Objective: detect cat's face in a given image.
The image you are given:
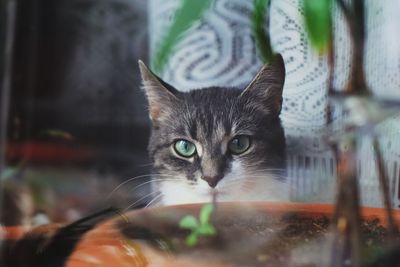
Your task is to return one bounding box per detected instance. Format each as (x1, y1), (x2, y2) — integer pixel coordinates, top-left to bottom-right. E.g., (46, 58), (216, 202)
(139, 55), (287, 205)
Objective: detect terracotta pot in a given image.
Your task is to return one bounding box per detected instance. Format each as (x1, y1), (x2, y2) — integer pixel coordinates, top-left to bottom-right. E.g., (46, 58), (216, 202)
(3, 202), (400, 267)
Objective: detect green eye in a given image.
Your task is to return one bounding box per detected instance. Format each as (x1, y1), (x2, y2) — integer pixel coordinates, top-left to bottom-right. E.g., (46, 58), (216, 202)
(174, 140), (196, 157)
(228, 136), (251, 155)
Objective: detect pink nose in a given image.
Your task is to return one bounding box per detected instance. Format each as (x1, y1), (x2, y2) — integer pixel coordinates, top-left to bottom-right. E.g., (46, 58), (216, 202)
(202, 175), (223, 188)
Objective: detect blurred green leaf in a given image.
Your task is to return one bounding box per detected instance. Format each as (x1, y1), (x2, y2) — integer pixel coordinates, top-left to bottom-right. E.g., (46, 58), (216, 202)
(303, 0), (332, 53)
(40, 129), (74, 140)
(1, 167), (18, 180)
(152, 0), (213, 74)
(197, 224), (216, 235)
(199, 203), (214, 225)
(185, 232), (198, 247)
(252, 0), (274, 63)
(179, 215), (198, 229)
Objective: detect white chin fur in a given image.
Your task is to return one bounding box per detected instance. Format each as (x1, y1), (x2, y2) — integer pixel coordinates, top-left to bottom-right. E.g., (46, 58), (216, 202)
(152, 161), (290, 206)
(155, 179), (210, 206)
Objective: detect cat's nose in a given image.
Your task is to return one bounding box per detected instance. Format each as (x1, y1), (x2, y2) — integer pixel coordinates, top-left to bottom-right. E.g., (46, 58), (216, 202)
(202, 175), (223, 188)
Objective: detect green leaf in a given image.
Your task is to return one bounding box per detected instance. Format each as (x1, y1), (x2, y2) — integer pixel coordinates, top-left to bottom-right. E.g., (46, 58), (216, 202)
(303, 0), (332, 53)
(252, 0), (274, 63)
(152, 0), (213, 74)
(185, 232), (198, 247)
(199, 203), (214, 225)
(179, 215), (198, 230)
(197, 224), (216, 236)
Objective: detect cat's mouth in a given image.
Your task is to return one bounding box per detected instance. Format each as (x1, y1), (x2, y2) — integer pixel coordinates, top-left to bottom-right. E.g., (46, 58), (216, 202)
(199, 188), (229, 198)
(190, 179), (243, 196)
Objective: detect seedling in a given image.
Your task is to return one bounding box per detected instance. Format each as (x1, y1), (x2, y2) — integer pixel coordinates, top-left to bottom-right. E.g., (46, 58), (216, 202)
(179, 203), (216, 247)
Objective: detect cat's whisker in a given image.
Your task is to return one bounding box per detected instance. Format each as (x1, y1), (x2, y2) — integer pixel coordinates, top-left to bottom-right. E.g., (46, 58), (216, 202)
(236, 170), (288, 178)
(250, 172), (287, 178)
(106, 174), (157, 201)
(219, 179), (247, 188)
(238, 168), (287, 175)
(237, 165), (286, 170)
(235, 164), (286, 171)
(151, 173), (183, 177)
(221, 174), (272, 183)
(145, 193), (164, 208)
(216, 171), (289, 187)
(238, 174), (300, 193)
(243, 174), (287, 179)
(125, 178), (181, 195)
(247, 174), (289, 181)
(136, 162), (155, 167)
(216, 174), (292, 195)
(240, 183), (255, 193)
(109, 178), (181, 204)
(106, 173), (178, 198)
(243, 174), (285, 180)
(125, 179), (187, 210)
(123, 190), (161, 212)
(114, 173), (179, 188)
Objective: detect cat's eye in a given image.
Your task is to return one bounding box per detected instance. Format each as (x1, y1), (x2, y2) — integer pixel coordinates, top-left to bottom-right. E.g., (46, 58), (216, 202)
(174, 139), (196, 157)
(228, 135), (251, 155)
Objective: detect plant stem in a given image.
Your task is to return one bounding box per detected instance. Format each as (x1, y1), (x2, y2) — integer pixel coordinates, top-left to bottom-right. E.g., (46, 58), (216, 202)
(348, 0), (368, 94)
(327, 31), (335, 96)
(330, 138), (362, 267)
(373, 137), (398, 237)
(337, 0), (369, 95)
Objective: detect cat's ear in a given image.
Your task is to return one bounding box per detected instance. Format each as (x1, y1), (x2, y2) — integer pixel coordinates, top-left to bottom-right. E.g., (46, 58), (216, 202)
(138, 60), (179, 122)
(240, 54), (285, 116)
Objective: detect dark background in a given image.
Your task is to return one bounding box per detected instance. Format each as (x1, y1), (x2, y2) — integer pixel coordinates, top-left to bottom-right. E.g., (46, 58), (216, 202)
(0, 0), (153, 222)
(8, 0), (150, 176)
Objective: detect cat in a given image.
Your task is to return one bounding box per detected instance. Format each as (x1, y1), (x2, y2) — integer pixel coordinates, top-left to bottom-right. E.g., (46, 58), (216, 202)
(138, 54), (288, 206)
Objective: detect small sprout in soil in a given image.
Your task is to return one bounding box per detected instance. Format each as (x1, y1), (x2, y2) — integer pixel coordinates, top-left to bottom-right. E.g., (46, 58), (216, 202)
(179, 203), (216, 247)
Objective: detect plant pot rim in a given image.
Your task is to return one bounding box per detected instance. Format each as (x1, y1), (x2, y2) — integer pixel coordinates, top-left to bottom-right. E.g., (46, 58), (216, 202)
(3, 201), (400, 241)
(143, 201), (400, 225)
